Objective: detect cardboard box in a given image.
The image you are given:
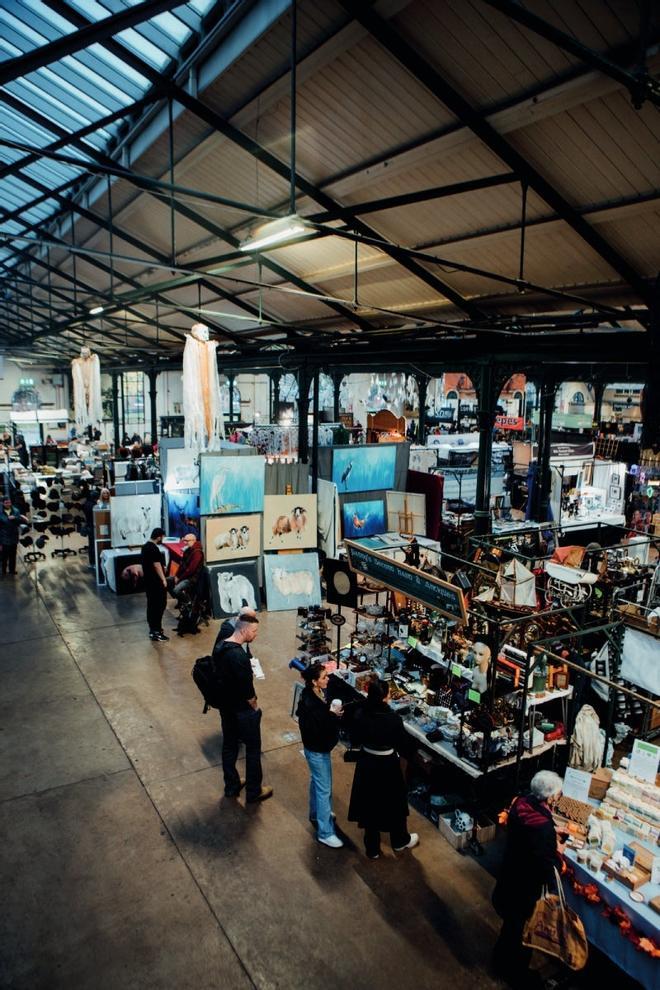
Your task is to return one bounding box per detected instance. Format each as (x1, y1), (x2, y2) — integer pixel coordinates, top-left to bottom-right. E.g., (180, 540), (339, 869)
(438, 814), (496, 850)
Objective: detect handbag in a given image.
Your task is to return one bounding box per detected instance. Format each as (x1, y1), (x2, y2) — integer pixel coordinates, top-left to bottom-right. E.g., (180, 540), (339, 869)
(522, 868), (588, 971)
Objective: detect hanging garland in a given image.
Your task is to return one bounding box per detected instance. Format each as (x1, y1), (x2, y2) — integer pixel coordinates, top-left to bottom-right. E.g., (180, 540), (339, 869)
(564, 865), (660, 959)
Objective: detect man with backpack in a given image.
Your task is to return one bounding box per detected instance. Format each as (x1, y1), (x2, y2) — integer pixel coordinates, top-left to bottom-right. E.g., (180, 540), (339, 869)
(215, 610), (273, 803)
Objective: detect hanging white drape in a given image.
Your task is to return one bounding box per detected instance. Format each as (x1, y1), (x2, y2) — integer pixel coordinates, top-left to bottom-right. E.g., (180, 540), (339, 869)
(182, 333), (225, 451)
(71, 350), (102, 430)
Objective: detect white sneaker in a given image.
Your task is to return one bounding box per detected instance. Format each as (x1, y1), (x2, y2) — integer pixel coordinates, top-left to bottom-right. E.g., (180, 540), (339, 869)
(394, 833), (419, 851)
(318, 834), (343, 848)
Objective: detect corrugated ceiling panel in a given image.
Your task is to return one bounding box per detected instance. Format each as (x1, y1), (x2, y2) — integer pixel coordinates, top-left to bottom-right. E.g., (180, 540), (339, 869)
(237, 286), (342, 323)
(509, 92), (660, 206)
(357, 183), (548, 250)
(251, 34), (456, 185)
(391, 0), (575, 112)
(594, 209), (660, 277)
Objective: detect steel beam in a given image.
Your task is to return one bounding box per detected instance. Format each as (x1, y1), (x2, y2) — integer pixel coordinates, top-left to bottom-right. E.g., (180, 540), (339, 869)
(479, 0), (660, 109)
(341, 0), (653, 308)
(307, 172), (518, 221)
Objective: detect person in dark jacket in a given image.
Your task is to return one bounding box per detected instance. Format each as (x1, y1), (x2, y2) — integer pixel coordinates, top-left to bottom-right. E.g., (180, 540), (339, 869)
(140, 527), (168, 641)
(296, 663), (343, 849)
(492, 770), (564, 989)
(348, 678), (418, 860)
(168, 532), (204, 603)
(216, 612), (272, 804)
(0, 496), (28, 576)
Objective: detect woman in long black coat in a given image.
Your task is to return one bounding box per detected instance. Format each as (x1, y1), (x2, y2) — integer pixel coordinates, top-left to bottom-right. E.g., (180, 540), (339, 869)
(348, 678), (418, 859)
(492, 769), (564, 989)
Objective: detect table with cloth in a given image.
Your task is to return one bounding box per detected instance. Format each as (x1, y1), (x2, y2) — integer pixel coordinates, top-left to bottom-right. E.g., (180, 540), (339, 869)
(563, 834), (659, 989)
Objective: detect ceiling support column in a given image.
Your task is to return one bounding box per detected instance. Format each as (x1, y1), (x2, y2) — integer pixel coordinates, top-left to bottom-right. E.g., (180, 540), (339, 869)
(146, 368), (159, 446)
(474, 364), (497, 535)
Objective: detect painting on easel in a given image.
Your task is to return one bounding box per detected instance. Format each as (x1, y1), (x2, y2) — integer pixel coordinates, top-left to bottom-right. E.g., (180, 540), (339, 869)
(385, 490), (426, 535)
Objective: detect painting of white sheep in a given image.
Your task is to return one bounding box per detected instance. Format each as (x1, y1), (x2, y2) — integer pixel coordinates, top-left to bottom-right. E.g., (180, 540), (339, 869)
(264, 552), (321, 611)
(110, 494), (162, 548)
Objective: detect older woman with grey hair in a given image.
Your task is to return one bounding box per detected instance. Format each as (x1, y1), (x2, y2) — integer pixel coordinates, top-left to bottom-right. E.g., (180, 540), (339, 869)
(491, 771), (564, 989)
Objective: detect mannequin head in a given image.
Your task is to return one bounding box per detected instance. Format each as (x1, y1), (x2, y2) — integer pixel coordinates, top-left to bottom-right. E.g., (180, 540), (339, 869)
(473, 641), (491, 673)
(80, 346), (91, 359)
(191, 323), (209, 342)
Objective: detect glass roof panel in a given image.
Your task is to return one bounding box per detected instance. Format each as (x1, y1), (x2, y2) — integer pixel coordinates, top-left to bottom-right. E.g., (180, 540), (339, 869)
(0, 0), (246, 292)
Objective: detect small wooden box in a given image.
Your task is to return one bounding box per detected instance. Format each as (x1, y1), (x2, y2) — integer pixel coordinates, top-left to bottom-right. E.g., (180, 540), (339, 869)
(589, 767), (613, 801)
(602, 843), (652, 890)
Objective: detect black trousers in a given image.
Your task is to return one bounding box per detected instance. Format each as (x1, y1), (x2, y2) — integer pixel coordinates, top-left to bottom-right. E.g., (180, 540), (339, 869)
(364, 823), (410, 857)
(145, 583), (166, 633)
(1, 544), (17, 575)
(220, 708), (263, 800)
(492, 912), (532, 987)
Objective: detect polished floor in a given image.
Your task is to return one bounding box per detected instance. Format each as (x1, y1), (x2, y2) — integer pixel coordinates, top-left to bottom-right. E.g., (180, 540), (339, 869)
(0, 548), (638, 990)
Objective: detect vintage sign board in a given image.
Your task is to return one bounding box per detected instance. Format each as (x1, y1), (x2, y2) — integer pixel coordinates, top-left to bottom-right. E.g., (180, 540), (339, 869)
(345, 539), (467, 624)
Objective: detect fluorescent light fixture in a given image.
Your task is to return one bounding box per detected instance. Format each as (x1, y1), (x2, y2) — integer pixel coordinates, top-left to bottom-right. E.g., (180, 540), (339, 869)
(89, 305), (104, 315)
(239, 215), (306, 252)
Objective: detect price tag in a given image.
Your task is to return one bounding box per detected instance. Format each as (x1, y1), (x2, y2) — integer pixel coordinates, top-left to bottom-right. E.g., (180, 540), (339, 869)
(562, 768), (591, 803)
(407, 635), (418, 648)
(629, 740), (660, 783)
(451, 664), (461, 677)
(468, 689), (481, 704)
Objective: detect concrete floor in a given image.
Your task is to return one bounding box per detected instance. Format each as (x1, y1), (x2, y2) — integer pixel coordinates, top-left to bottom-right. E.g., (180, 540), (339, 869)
(0, 548), (637, 990)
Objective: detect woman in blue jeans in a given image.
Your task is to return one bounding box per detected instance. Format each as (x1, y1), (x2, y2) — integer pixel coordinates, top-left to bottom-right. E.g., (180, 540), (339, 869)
(296, 663), (343, 849)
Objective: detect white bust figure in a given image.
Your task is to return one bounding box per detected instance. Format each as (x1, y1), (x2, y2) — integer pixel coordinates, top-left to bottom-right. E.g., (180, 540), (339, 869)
(191, 322), (209, 342)
(471, 641), (492, 694)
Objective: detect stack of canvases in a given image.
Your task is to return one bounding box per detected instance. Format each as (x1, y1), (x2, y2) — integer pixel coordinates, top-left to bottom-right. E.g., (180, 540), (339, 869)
(333, 445), (396, 540)
(200, 452), (321, 616)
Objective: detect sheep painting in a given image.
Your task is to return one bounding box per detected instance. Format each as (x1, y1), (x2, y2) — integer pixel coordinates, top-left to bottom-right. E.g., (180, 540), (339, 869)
(164, 448), (198, 491)
(264, 552), (321, 611)
(263, 494), (317, 551)
(110, 494), (162, 548)
(208, 561), (260, 618)
(205, 514), (261, 563)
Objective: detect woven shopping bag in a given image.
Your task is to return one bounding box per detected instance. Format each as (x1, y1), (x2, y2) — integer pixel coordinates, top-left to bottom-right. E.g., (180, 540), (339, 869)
(522, 869), (588, 971)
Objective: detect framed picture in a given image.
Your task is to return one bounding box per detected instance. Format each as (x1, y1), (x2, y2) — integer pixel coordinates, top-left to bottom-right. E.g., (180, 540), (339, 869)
(332, 445), (396, 493)
(386, 490), (426, 534)
(166, 489), (200, 538)
(609, 484), (622, 502)
(205, 513), (261, 562)
(199, 454), (265, 515)
(110, 493), (162, 547)
(553, 670), (570, 691)
(207, 559), (261, 618)
(341, 499), (386, 539)
(164, 447), (199, 492)
(263, 494), (317, 550)
(610, 473), (620, 487)
(264, 552), (321, 612)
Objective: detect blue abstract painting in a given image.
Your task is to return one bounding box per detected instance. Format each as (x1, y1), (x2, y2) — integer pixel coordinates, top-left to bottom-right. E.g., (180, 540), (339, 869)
(199, 454), (265, 515)
(264, 552), (321, 612)
(342, 499), (386, 539)
(166, 489), (200, 538)
(332, 445), (397, 493)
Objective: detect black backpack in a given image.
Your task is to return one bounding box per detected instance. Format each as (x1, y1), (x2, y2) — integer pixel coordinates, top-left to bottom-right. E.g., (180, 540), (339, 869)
(191, 651), (226, 714)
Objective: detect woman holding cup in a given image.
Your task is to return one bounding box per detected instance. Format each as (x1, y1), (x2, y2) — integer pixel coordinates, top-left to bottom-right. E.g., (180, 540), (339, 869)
(296, 663), (344, 848)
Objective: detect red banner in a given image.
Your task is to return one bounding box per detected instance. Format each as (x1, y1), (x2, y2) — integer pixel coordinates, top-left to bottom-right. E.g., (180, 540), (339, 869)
(495, 415), (524, 431)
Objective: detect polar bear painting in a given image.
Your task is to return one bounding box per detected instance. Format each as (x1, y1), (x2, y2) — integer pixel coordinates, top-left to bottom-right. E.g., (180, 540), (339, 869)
(264, 552), (321, 611)
(217, 571), (257, 613)
(208, 560), (260, 617)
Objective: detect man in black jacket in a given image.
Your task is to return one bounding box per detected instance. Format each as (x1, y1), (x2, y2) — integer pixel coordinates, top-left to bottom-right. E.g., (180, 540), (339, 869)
(216, 611), (272, 803)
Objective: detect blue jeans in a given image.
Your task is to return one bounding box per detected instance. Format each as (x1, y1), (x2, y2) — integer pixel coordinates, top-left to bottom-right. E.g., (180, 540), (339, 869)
(304, 749), (335, 840)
